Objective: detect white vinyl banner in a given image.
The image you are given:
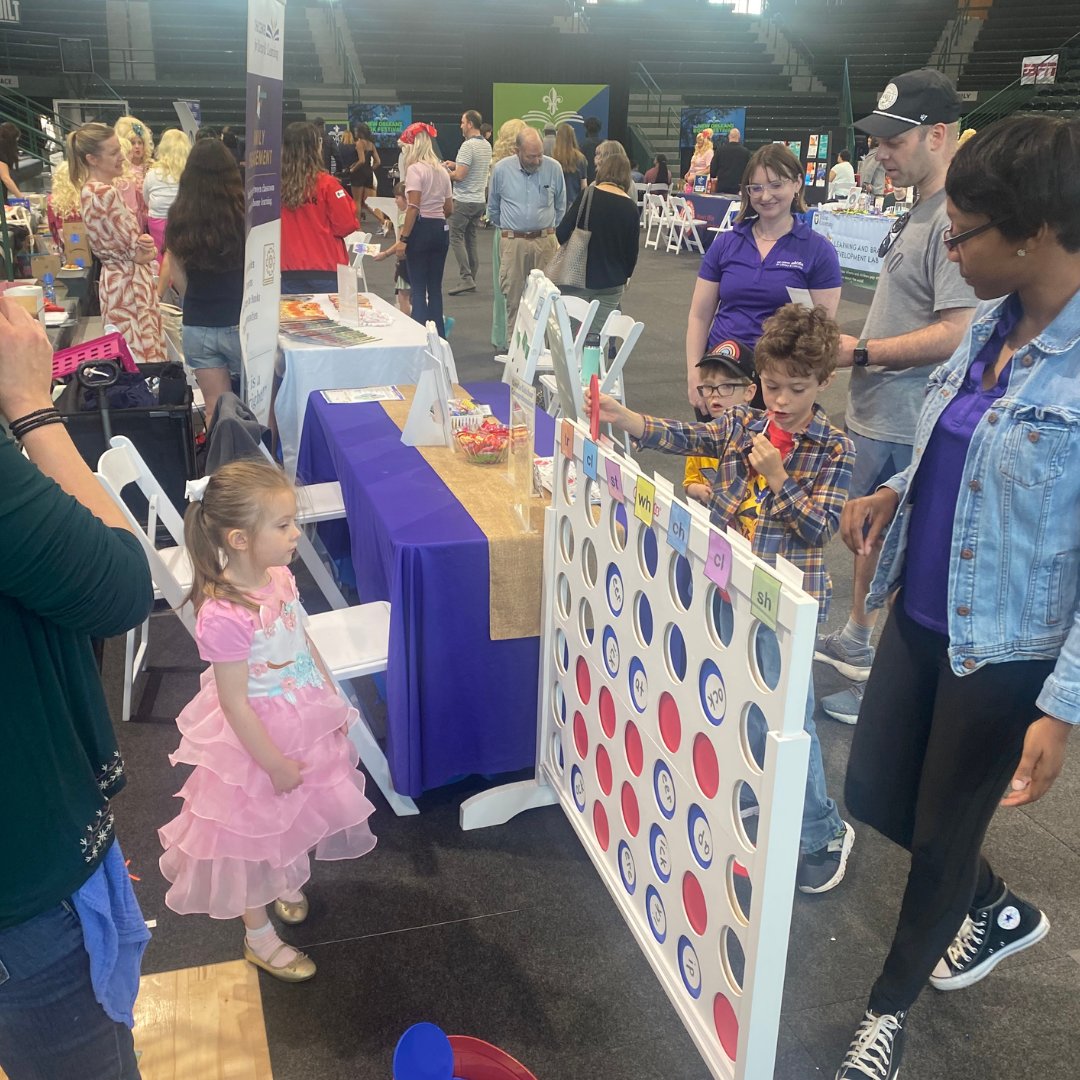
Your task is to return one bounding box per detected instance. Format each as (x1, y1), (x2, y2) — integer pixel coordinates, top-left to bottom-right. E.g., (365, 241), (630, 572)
(240, 0), (285, 424)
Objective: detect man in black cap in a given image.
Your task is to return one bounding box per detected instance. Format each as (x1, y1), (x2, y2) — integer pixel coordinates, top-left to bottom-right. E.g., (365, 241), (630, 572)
(815, 68), (979, 731)
(828, 68), (983, 1080)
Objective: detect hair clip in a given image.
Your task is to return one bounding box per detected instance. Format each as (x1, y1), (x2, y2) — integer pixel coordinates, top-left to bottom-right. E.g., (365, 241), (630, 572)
(132, 122), (144, 137)
(185, 476), (211, 502)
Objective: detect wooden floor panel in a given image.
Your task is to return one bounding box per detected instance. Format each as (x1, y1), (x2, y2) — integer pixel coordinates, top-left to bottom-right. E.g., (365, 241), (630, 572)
(1, 960), (272, 1080)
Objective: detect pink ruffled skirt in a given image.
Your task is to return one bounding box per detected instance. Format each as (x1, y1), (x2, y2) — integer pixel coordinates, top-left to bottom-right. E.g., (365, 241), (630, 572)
(159, 675), (377, 919)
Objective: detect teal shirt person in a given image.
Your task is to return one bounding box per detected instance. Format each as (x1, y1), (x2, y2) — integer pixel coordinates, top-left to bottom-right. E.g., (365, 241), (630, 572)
(0, 434), (153, 930)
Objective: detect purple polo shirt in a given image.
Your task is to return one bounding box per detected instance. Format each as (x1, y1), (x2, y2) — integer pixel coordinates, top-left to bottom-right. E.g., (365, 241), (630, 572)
(903, 296), (1020, 635)
(699, 216), (842, 347)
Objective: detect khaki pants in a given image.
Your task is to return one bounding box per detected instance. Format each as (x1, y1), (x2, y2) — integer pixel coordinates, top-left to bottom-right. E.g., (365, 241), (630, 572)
(498, 233), (558, 333)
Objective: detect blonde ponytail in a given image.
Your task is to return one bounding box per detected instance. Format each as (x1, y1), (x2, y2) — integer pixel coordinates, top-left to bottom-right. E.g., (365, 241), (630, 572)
(66, 122), (114, 188)
(182, 459), (296, 613)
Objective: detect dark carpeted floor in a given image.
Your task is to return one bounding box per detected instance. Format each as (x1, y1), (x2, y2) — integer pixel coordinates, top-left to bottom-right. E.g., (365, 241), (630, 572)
(105, 233), (1080, 1079)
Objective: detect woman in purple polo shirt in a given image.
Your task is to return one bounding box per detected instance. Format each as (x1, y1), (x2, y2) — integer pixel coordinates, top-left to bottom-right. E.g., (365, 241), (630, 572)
(684, 143), (841, 414)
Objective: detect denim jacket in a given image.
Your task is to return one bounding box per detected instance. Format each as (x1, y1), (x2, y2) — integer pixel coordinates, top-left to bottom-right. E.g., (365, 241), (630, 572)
(869, 289), (1080, 724)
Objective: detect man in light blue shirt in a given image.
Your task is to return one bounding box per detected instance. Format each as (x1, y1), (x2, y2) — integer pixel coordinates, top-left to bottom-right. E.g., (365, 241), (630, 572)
(487, 127), (566, 331)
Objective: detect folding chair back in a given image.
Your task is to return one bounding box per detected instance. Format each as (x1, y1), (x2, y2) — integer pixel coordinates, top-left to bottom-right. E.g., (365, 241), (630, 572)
(95, 438), (194, 628)
(718, 203), (740, 232)
(643, 192), (668, 249)
(500, 269), (560, 385)
(558, 294), (600, 363)
(425, 322), (460, 386)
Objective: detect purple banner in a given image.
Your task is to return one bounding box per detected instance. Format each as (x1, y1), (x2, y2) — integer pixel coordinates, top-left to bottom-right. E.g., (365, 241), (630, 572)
(244, 72), (283, 228)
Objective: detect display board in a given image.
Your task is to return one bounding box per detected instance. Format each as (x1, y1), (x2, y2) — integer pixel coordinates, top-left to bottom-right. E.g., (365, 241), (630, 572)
(346, 104), (414, 147)
(470, 422), (818, 1078)
(811, 210), (892, 289)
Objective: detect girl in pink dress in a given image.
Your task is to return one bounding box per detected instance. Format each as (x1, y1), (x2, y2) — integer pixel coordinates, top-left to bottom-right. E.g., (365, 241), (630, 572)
(159, 460), (377, 983)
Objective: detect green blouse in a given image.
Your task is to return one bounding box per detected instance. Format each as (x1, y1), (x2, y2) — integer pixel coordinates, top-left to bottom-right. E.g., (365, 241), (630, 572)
(0, 435), (153, 930)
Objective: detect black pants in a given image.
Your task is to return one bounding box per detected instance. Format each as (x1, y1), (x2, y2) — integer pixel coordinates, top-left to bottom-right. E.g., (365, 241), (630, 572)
(405, 216), (449, 337)
(845, 599), (1054, 1014)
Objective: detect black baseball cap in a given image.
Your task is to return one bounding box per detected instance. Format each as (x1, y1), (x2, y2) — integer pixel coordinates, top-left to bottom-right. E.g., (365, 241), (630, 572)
(855, 68), (963, 139)
(696, 339), (756, 382)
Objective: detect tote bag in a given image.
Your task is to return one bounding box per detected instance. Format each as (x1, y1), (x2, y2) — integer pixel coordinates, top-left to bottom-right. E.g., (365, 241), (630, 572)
(547, 184), (595, 290)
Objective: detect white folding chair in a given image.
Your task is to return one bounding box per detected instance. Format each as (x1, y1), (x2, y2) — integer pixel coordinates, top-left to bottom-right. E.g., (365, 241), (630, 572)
(717, 203), (740, 232)
(425, 321), (460, 386)
(95, 441), (418, 817)
(257, 442), (350, 611)
(643, 192), (669, 249)
(666, 195), (708, 255)
(597, 311), (645, 452)
(495, 268), (560, 386)
(537, 293), (599, 412)
(94, 436), (195, 723)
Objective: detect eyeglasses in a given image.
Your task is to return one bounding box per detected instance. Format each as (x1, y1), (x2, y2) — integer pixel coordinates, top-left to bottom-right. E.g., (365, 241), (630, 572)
(878, 208), (913, 259)
(745, 180), (792, 197)
(697, 382), (748, 400)
(942, 217), (1013, 251)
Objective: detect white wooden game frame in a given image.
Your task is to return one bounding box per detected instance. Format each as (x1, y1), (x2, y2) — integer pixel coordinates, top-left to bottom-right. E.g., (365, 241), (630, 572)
(462, 421), (818, 1080)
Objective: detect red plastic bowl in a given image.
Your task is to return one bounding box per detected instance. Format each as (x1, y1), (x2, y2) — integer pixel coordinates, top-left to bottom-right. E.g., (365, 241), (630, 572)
(449, 1036), (538, 1080)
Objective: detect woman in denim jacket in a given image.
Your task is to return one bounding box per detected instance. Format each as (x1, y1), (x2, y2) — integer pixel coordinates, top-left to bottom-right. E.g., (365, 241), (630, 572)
(832, 115), (1080, 1080)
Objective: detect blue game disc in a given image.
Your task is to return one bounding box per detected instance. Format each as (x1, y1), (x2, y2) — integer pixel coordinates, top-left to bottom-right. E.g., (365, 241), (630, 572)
(646, 884), (667, 944)
(649, 822), (672, 884)
(698, 658), (727, 726)
(628, 657), (649, 713)
(618, 840), (637, 895)
(602, 626), (620, 679)
(570, 765), (586, 812)
(653, 759), (677, 820)
(605, 563), (625, 617)
(687, 804), (714, 870)
(677, 936), (703, 1000)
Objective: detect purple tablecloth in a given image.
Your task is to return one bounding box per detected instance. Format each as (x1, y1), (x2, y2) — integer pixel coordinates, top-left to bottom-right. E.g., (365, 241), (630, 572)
(296, 382), (556, 797)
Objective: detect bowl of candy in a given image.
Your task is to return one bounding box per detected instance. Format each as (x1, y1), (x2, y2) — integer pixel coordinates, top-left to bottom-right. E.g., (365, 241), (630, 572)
(454, 417), (511, 465)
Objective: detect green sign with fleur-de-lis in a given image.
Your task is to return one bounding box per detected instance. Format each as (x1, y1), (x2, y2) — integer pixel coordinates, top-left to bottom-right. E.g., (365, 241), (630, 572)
(493, 84), (610, 139)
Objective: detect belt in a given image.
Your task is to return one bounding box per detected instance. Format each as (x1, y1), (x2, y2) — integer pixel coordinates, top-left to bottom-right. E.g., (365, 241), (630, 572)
(501, 228), (554, 239)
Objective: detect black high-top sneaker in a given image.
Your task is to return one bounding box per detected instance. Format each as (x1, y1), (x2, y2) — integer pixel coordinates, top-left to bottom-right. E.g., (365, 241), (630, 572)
(835, 1009), (906, 1080)
(930, 884), (1049, 991)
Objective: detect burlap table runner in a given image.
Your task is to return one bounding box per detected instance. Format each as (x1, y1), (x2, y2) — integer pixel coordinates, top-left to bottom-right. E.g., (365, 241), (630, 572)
(381, 387), (549, 640)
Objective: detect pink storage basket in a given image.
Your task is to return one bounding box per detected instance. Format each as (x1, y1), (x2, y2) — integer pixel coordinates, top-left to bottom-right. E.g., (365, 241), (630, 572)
(52, 332), (139, 381)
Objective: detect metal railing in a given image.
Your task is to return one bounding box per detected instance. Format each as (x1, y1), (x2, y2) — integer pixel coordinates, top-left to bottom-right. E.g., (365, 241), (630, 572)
(0, 86), (73, 161)
(319, 0), (366, 99)
(632, 63), (681, 141)
(962, 27), (1080, 129)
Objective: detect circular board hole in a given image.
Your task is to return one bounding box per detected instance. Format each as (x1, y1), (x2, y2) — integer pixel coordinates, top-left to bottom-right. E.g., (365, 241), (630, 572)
(556, 573), (571, 620)
(707, 585), (735, 649)
(751, 622), (781, 692)
(576, 655), (592, 704)
(585, 480), (601, 528)
(595, 744), (613, 796)
(621, 781), (640, 836)
(726, 855), (753, 926)
(633, 592), (654, 647)
(713, 993), (740, 1063)
(549, 732), (565, 776)
(561, 457), (578, 505)
(573, 711), (589, 759)
(693, 733), (720, 799)
(559, 515), (575, 564)
(658, 691), (681, 753)
(682, 871), (709, 936)
(554, 628), (569, 674)
(624, 720), (644, 776)
(670, 552), (694, 611)
(592, 800), (610, 851)
(578, 596), (595, 648)
(552, 682), (567, 727)
(638, 525), (659, 579)
(734, 780), (760, 850)
(598, 684), (617, 739)
(664, 623), (687, 683)
(610, 500), (628, 551)
(605, 563), (625, 618)
(743, 702), (768, 772)
(581, 537), (598, 588)
(720, 926), (746, 996)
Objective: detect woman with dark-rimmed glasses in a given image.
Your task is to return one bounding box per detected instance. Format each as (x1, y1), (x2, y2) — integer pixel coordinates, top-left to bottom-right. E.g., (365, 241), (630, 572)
(833, 113), (1080, 1080)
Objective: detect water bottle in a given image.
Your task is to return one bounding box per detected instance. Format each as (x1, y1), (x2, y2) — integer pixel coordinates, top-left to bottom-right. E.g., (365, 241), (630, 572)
(581, 331), (602, 383)
(42, 273), (56, 304)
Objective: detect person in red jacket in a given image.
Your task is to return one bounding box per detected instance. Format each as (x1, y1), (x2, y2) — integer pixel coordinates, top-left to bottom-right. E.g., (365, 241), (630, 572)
(280, 122), (357, 294)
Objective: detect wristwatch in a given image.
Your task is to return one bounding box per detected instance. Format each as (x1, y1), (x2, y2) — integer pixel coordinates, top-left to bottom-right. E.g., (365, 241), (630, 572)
(853, 338), (871, 367)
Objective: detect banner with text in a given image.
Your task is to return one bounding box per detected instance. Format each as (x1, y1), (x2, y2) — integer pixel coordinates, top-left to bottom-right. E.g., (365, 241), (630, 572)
(1020, 54), (1058, 85)
(346, 104), (414, 148)
(240, 0), (284, 424)
(493, 84), (610, 144)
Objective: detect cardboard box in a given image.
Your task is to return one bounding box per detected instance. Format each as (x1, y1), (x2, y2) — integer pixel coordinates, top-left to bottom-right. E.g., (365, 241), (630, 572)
(31, 253), (62, 282)
(62, 223), (92, 268)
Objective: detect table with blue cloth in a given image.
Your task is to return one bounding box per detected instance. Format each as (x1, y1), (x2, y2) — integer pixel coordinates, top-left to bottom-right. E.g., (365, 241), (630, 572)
(684, 192), (735, 233)
(296, 381), (556, 797)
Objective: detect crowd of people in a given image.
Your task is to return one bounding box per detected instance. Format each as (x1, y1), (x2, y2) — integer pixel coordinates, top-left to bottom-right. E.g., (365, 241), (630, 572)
(3, 60), (1080, 1080)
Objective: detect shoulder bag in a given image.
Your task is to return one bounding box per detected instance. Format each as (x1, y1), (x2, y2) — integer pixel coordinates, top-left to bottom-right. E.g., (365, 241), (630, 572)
(547, 183), (595, 290)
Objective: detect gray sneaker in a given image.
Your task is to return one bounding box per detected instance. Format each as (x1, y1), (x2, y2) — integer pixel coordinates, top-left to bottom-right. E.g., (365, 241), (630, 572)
(822, 683), (864, 726)
(448, 279), (477, 295)
(814, 629), (875, 680)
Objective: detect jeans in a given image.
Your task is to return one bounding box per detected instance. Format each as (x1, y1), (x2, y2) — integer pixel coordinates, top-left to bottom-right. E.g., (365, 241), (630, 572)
(846, 599), (1054, 1013)
(406, 216), (450, 337)
(755, 625), (843, 854)
(448, 199), (485, 285)
(0, 902), (141, 1080)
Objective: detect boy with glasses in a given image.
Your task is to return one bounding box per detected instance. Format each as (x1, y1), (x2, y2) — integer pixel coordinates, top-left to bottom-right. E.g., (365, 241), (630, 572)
(590, 305), (857, 894)
(683, 339), (758, 506)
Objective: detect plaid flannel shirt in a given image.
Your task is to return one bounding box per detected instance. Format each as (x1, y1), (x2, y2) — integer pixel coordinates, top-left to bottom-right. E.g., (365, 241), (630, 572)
(636, 404), (854, 621)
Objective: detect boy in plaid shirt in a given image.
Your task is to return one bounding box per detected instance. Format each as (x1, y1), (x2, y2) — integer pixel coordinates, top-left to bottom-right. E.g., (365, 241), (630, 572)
(587, 303), (856, 893)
